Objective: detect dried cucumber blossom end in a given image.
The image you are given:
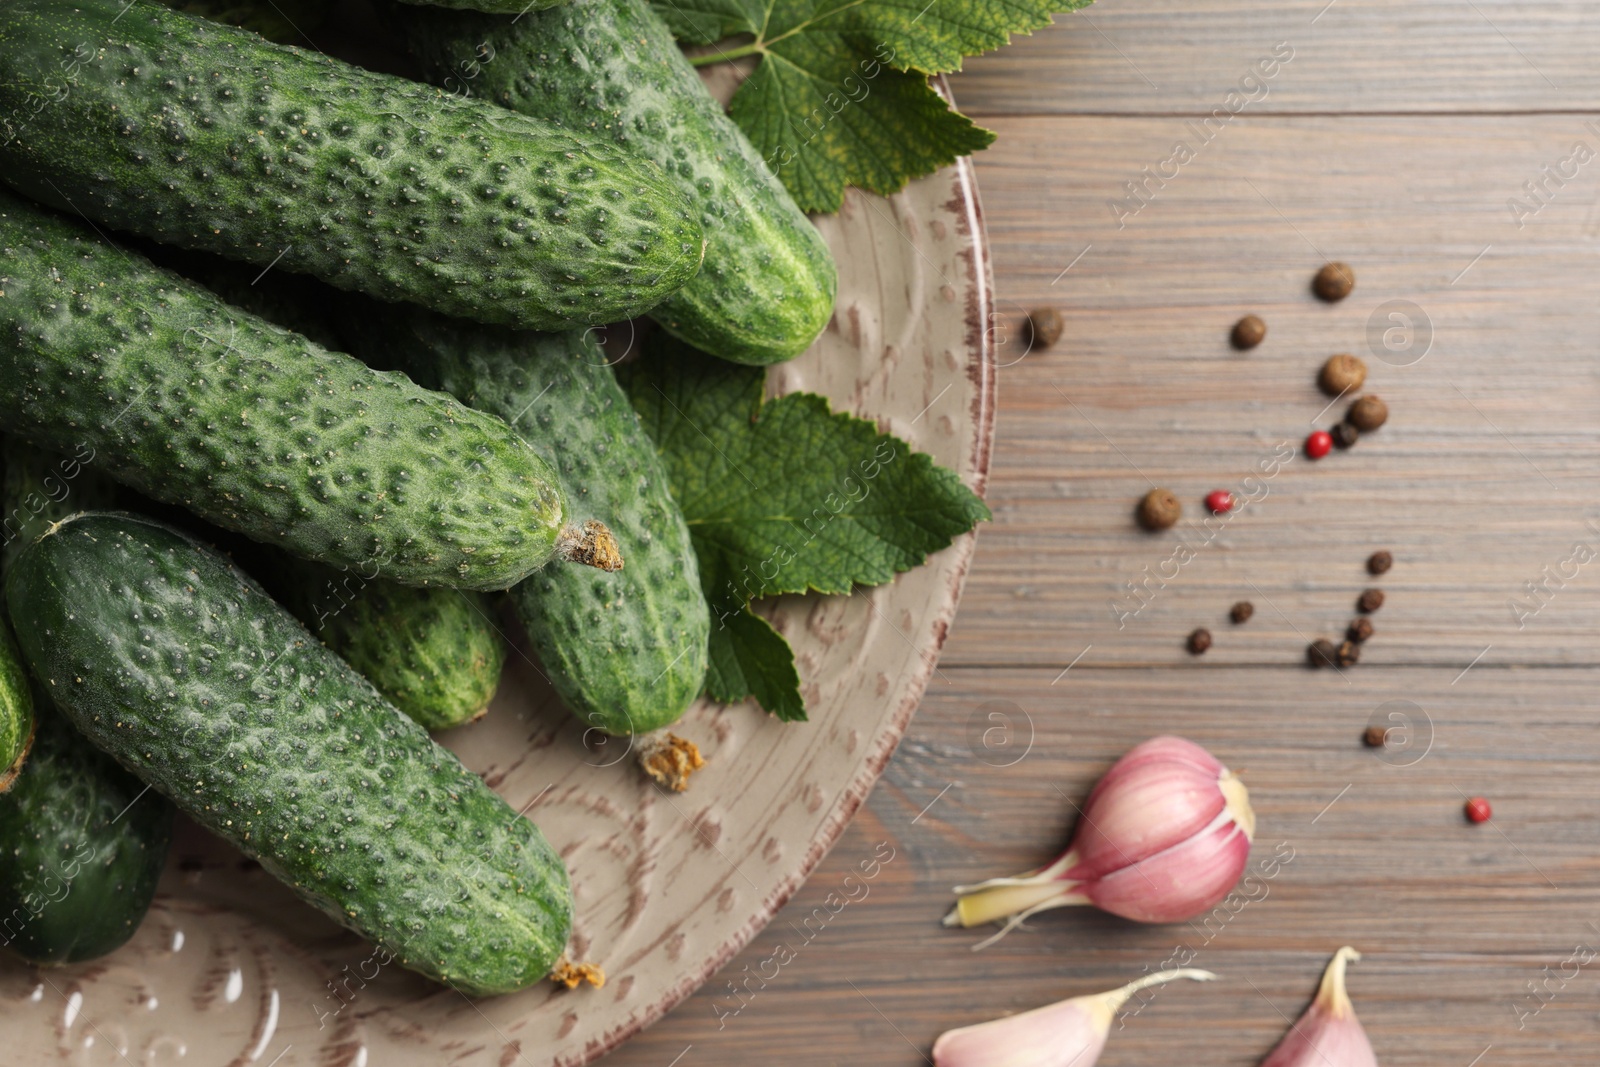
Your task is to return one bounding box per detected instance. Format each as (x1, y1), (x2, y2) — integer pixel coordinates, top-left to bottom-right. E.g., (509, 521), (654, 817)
(637, 731), (706, 792)
(557, 519), (624, 572)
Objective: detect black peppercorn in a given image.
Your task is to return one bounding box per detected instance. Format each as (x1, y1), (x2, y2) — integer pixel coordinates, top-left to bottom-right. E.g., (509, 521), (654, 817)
(1367, 550), (1392, 575)
(1363, 725), (1388, 748)
(1331, 422), (1359, 449)
(1307, 639), (1339, 668)
(1188, 628), (1212, 655)
(1357, 589), (1385, 613)
(1348, 617), (1374, 643)
(1230, 601), (1254, 624)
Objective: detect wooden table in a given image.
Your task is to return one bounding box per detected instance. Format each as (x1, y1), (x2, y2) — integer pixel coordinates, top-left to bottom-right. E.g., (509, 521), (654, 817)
(608, 2), (1600, 1062)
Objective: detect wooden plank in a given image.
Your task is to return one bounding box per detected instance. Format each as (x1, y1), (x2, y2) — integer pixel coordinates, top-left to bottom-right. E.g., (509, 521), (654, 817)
(943, 114), (1600, 671)
(606, 667), (1600, 1065)
(952, 0), (1600, 115)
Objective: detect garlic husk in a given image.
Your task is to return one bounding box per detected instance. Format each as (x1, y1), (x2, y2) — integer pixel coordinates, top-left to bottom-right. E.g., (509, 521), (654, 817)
(932, 968), (1217, 1067)
(1259, 947), (1377, 1067)
(946, 736), (1254, 942)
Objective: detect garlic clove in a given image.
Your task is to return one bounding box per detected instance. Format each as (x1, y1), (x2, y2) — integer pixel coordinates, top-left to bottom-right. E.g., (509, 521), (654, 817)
(946, 736), (1254, 941)
(1259, 947), (1378, 1067)
(932, 969), (1217, 1067)
(1080, 807), (1254, 924)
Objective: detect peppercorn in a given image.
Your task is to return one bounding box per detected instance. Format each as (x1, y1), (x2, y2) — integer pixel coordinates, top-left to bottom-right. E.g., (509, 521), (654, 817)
(1330, 422), (1359, 449)
(1025, 307), (1065, 350)
(1357, 589), (1385, 613)
(1307, 638), (1339, 668)
(1137, 488), (1182, 531)
(1319, 354), (1368, 396)
(1205, 489), (1235, 514)
(1231, 314), (1267, 350)
(1313, 262), (1355, 302)
(1362, 724), (1388, 748)
(1464, 796), (1492, 824)
(1188, 628), (1212, 655)
(1367, 550), (1393, 575)
(1337, 640), (1360, 667)
(1348, 617), (1374, 643)
(1347, 394), (1388, 431)
(1230, 601), (1254, 624)
(1305, 430), (1333, 460)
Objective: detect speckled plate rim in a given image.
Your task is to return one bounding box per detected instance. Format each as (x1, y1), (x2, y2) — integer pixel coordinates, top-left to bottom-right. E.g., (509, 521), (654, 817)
(576, 80), (996, 1063)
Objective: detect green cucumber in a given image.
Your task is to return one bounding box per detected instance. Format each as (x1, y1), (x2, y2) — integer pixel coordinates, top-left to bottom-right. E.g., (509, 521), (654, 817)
(398, 0), (837, 365)
(0, 0), (704, 331)
(0, 188), (624, 591)
(8, 512), (573, 995)
(347, 308), (708, 735)
(271, 557), (506, 731)
(145, 252), (508, 731)
(0, 699), (174, 963)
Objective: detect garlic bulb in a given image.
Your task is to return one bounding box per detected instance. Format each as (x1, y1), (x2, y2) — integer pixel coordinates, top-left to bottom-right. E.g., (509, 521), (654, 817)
(1259, 947), (1377, 1067)
(946, 736), (1254, 944)
(932, 969), (1217, 1067)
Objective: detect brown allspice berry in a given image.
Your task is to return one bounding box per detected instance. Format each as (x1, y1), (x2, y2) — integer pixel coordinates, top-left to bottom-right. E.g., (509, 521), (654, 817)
(1313, 261), (1355, 301)
(1337, 640), (1360, 667)
(1347, 394), (1388, 432)
(1357, 589), (1385, 613)
(1367, 550), (1393, 575)
(1330, 422), (1359, 449)
(1230, 601), (1254, 624)
(1363, 724), (1388, 748)
(1231, 315), (1267, 350)
(1025, 307), (1065, 350)
(1137, 488), (1182, 531)
(1307, 638), (1339, 668)
(1319, 354), (1367, 396)
(1188, 628), (1213, 655)
(1348, 617), (1374, 643)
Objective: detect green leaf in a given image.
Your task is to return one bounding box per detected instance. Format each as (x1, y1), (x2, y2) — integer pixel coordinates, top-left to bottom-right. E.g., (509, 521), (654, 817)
(657, 0), (1090, 211)
(705, 606), (805, 723)
(622, 335), (990, 719)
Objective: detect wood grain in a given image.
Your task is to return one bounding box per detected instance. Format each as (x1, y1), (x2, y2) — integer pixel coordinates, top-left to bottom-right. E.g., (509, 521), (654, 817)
(604, 5), (1600, 1066)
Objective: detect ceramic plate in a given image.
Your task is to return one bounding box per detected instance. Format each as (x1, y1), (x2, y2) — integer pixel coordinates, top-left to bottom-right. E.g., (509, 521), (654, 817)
(0, 78), (995, 1066)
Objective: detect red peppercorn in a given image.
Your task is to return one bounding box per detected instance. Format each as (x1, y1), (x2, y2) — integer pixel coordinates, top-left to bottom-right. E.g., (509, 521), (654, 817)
(1464, 796), (1492, 823)
(1205, 490), (1234, 514)
(1305, 430), (1333, 459)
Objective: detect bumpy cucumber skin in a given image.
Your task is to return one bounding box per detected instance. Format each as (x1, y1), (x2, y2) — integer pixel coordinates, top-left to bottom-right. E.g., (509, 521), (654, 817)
(0, 189), (571, 591)
(275, 559), (506, 731)
(0, 701), (173, 964)
(351, 310), (708, 735)
(0, 0), (704, 331)
(8, 514), (572, 995)
(400, 0), (836, 365)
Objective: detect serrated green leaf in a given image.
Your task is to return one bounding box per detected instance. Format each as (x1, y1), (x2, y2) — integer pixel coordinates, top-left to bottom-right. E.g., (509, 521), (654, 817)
(656, 0), (1089, 209)
(705, 606), (805, 722)
(622, 335), (989, 718)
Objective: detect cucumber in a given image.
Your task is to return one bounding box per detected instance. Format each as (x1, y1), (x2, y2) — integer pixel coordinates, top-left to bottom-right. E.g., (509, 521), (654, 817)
(270, 556), (506, 731)
(346, 307), (708, 735)
(7, 512), (573, 995)
(399, 0), (836, 365)
(0, 0), (704, 331)
(0, 699), (174, 963)
(144, 253), (508, 730)
(0, 188), (624, 591)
